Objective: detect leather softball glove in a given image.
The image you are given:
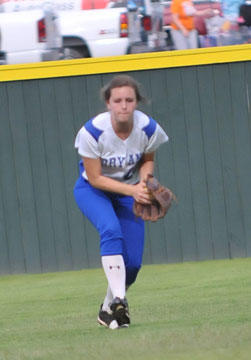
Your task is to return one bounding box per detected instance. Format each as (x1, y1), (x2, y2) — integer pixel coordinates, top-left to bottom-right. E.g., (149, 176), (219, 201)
(133, 174), (176, 222)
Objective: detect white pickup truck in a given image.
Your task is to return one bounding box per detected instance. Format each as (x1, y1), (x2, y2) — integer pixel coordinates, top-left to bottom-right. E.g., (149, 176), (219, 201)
(0, 8), (62, 65)
(0, 0), (134, 60)
(0, 0), (166, 63)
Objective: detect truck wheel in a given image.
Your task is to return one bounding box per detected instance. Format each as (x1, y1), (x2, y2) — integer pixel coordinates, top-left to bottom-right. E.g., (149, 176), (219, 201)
(63, 46), (89, 59)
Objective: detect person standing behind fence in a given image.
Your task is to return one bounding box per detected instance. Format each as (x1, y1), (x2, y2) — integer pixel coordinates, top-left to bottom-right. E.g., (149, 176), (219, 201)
(170, 0), (215, 50)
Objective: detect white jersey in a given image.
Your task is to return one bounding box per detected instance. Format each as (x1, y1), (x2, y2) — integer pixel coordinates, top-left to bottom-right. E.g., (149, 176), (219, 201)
(74, 110), (169, 184)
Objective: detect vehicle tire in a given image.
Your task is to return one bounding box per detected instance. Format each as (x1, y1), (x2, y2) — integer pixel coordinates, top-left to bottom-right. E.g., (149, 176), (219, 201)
(63, 46), (90, 59)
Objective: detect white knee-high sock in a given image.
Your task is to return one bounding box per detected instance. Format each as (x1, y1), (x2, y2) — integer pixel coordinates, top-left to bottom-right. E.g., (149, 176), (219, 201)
(101, 255), (126, 300)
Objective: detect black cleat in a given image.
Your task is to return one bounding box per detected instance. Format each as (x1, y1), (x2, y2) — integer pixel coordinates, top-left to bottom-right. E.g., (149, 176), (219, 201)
(97, 305), (119, 329)
(110, 297), (130, 328)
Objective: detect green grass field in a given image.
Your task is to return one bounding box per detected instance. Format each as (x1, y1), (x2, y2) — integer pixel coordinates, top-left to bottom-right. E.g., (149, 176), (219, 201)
(1, 258), (251, 360)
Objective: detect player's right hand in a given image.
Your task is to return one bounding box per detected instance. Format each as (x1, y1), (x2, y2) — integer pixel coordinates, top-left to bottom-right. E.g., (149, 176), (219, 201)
(132, 182), (152, 204)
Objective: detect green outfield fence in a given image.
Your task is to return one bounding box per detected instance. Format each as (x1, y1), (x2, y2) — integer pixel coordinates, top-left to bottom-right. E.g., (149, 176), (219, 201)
(0, 45), (250, 274)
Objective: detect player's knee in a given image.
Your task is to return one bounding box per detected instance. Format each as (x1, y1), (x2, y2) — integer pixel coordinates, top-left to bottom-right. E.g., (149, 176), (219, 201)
(126, 265), (141, 286)
(100, 237), (123, 255)
(100, 222), (122, 240)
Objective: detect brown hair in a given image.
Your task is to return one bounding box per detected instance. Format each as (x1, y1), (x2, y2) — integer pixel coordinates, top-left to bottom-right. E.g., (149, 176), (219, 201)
(101, 75), (146, 103)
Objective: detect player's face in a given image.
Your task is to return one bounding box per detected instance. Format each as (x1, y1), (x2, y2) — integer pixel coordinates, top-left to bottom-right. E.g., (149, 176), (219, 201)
(106, 86), (138, 124)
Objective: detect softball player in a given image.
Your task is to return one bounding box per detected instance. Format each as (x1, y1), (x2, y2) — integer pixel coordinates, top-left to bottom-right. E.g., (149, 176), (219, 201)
(74, 75), (168, 329)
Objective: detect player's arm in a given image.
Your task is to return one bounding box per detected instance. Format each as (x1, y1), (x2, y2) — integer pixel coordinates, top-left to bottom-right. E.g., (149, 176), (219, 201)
(82, 156), (151, 203)
(139, 152), (155, 181)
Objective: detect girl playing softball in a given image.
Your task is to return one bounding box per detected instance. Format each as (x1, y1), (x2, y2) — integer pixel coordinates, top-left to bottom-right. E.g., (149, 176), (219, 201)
(74, 75), (168, 329)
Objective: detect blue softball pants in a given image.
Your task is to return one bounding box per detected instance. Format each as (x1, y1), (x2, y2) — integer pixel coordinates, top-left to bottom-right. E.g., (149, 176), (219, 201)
(74, 175), (145, 286)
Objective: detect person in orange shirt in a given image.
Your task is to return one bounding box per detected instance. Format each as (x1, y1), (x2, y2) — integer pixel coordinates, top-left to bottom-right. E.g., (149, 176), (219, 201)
(170, 0), (215, 50)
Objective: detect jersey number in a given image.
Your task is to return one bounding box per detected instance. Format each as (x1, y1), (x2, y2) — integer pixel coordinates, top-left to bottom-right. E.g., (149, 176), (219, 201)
(124, 166), (135, 180)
